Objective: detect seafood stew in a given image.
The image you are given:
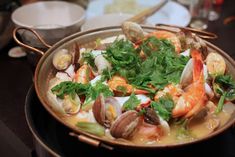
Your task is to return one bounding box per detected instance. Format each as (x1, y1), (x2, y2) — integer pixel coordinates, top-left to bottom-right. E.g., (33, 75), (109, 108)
(46, 22), (235, 146)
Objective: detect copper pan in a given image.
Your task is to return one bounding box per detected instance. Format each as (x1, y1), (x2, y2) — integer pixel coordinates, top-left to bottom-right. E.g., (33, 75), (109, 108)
(13, 25), (235, 150)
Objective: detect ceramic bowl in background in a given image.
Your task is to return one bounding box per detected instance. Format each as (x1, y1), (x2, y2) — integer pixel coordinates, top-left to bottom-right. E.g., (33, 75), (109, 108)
(11, 1), (86, 48)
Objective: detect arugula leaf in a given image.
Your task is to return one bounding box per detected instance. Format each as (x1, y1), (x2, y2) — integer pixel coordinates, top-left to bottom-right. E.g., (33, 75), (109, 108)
(213, 74), (235, 113)
(150, 95), (174, 121)
(76, 122), (105, 137)
(122, 93), (141, 111)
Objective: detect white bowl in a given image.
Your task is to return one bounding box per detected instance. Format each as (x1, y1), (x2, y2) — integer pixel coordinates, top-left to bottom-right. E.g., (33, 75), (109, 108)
(81, 13), (131, 31)
(12, 1), (85, 47)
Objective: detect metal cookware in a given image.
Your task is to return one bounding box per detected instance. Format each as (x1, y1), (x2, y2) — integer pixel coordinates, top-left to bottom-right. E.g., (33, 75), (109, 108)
(14, 25), (235, 150)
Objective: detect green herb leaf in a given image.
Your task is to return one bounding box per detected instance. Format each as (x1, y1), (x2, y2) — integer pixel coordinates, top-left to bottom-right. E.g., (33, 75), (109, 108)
(150, 95), (174, 121)
(82, 51), (96, 69)
(86, 81), (113, 101)
(76, 122), (105, 137)
(122, 93), (141, 111)
(103, 39), (141, 82)
(133, 37), (189, 90)
(51, 81), (90, 99)
(213, 74), (235, 113)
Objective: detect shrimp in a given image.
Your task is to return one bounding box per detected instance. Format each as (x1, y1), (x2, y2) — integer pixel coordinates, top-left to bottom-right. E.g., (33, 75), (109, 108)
(148, 31), (182, 53)
(74, 64), (94, 84)
(107, 75), (148, 95)
(172, 49), (207, 118)
(154, 84), (183, 103)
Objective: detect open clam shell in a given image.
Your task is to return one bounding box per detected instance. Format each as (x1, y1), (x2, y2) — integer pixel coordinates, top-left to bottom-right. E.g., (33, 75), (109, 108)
(92, 94), (121, 127)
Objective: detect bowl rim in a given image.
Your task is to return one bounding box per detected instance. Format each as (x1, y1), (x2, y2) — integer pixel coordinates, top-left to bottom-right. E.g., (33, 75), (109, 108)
(11, 1), (86, 30)
(34, 25), (235, 149)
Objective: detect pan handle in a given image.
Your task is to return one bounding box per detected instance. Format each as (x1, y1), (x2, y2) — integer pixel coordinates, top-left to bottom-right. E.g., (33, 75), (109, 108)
(13, 27), (52, 56)
(155, 23), (218, 39)
(69, 132), (114, 150)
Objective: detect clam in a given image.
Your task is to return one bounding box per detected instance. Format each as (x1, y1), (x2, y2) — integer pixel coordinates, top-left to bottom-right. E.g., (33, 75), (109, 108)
(177, 30), (208, 58)
(121, 21), (144, 43)
(143, 108), (160, 125)
(62, 94), (81, 115)
(206, 52), (226, 77)
(110, 110), (140, 139)
(92, 94), (122, 128)
(69, 42), (80, 64)
(52, 49), (72, 70)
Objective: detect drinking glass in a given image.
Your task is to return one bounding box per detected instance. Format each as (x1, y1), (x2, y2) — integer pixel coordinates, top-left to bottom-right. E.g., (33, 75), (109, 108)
(189, 0), (212, 30)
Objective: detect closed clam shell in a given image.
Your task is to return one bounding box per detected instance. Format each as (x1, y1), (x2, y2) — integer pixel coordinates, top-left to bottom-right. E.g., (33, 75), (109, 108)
(110, 110), (140, 139)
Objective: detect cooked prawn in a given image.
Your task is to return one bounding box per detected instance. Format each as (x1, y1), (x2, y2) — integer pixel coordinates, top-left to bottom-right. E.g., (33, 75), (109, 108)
(74, 64), (94, 84)
(172, 49), (207, 118)
(154, 84), (183, 103)
(107, 75), (148, 95)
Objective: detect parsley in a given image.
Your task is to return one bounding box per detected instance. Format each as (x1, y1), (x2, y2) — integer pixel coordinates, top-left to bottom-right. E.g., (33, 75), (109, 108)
(150, 95), (174, 121)
(122, 93), (141, 111)
(51, 81), (90, 99)
(82, 51), (96, 69)
(86, 81), (113, 101)
(213, 74), (235, 113)
(133, 37), (189, 90)
(104, 39), (141, 82)
(51, 81), (113, 101)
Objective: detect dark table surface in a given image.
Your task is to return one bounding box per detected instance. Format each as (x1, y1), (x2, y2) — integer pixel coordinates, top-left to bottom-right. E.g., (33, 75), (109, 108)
(0, 0), (235, 156)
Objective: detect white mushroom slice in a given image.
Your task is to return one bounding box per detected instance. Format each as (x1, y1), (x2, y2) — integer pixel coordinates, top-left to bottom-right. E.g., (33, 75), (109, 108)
(52, 49), (72, 70)
(90, 75), (102, 86)
(180, 49), (190, 57)
(94, 55), (112, 74)
(55, 72), (72, 81)
(206, 52), (226, 76)
(115, 95), (150, 107)
(65, 64), (75, 78)
(204, 83), (214, 99)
